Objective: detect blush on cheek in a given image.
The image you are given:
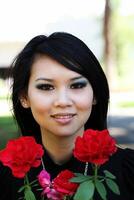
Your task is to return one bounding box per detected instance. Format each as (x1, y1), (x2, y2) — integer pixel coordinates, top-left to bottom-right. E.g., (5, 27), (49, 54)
(78, 98), (93, 110)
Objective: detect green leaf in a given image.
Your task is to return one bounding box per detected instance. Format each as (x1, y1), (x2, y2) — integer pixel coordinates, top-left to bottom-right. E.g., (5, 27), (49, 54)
(70, 175), (91, 183)
(98, 175), (105, 179)
(106, 178), (120, 195)
(74, 173), (84, 176)
(32, 183), (39, 187)
(24, 188), (36, 200)
(103, 170), (116, 179)
(29, 179), (38, 186)
(18, 185), (26, 193)
(73, 180), (95, 200)
(95, 179), (107, 200)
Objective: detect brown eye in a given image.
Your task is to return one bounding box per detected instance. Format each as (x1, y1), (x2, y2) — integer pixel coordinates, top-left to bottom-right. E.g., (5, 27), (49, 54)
(70, 81), (87, 89)
(36, 84), (54, 91)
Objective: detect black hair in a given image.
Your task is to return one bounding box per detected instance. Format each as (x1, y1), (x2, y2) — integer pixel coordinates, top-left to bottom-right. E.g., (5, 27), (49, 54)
(10, 32), (109, 142)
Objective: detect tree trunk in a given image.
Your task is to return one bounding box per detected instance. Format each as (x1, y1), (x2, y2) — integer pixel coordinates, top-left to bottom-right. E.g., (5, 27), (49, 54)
(103, 0), (116, 90)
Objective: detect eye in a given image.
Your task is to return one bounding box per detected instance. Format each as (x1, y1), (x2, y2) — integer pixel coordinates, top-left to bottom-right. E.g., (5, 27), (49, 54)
(70, 81), (87, 89)
(36, 84), (54, 91)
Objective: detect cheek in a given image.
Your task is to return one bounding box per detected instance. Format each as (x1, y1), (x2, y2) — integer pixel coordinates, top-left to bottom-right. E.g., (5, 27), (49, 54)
(76, 92), (94, 110)
(78, 93), (94, 124)
(27, 93), (53, 114)
(28, 98), (52, 126)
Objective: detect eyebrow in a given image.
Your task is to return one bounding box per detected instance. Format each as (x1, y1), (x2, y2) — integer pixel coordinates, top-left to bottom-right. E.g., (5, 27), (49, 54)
(35, 76), (84, 82)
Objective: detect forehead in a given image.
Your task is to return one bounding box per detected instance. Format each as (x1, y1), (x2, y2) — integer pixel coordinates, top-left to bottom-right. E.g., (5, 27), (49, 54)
(30, 54), (83, 79)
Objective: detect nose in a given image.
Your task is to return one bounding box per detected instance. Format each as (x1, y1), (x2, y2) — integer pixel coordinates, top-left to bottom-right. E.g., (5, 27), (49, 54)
(54, 89), (73, 107)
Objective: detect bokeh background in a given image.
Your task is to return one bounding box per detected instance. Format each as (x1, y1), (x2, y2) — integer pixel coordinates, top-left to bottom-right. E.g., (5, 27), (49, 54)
(0, 0), (134, 149)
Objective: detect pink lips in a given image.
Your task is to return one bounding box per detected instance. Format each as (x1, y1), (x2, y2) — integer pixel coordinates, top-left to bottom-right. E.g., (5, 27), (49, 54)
(51, 113), (76, 124)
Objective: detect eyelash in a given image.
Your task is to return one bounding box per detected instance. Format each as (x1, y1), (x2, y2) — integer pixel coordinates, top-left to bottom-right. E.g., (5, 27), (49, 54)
(36, 82), (87, 91)
(70, 82), (87, 89)
(36, 84), (54, 91)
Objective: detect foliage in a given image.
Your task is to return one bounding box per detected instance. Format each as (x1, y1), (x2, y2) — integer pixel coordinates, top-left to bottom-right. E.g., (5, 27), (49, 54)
(0, 116), (19, 149)
(118, 101), (134, 108)
(111, 0), (134, 86)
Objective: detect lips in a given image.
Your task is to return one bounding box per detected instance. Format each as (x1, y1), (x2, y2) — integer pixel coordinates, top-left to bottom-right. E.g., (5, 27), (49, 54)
(51, 113), (76, 124)
(51, 113), (76, 118)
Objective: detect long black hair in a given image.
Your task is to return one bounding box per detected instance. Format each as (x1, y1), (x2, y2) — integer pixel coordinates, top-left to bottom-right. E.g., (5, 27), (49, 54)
(10, 32), (109, 142)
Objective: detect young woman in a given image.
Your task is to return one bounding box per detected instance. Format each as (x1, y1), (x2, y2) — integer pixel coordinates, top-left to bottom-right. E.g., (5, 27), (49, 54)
(0, 32), (134, 200)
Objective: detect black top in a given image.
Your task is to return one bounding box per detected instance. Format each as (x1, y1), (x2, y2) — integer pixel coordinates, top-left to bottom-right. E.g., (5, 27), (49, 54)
(0, 147), (134, 200)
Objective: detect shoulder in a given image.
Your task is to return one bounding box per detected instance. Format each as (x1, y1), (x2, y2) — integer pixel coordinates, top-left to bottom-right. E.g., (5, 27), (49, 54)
(112, 147), (134, 191)
(0, 162), (23, 199)
(0, 162), (12, 199)
(117, 147), (134, 176)
(0, 162), (15, 187)
(114, 146), (134, 162)
(0, 162), (10, 177)
(110, 146), (134, 169)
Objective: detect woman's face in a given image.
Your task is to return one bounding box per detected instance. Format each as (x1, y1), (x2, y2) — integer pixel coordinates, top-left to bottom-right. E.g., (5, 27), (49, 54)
(23, 55), (95, 138)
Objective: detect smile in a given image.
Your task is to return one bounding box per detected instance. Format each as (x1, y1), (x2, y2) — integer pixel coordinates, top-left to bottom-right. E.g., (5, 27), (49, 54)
(51, 113), (76, 118)
(51, 113), (76, 124)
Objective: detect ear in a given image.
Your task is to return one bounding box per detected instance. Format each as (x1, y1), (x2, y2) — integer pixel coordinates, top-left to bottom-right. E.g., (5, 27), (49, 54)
(19, 93), (30, 109)
(92, 97), (97, 105)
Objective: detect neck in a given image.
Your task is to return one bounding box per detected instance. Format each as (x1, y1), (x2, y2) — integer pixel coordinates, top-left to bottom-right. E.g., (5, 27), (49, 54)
(40, 128), (84, 165)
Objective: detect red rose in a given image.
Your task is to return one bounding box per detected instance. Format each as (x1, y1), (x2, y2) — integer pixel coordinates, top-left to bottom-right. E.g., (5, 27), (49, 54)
(53, 170), (79, 196)
(0, 136), (44, 178)
(73, 129), (117, 165)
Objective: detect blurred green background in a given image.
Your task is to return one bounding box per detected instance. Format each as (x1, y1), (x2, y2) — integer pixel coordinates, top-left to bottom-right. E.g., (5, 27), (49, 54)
(0, 80), (19, 149)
